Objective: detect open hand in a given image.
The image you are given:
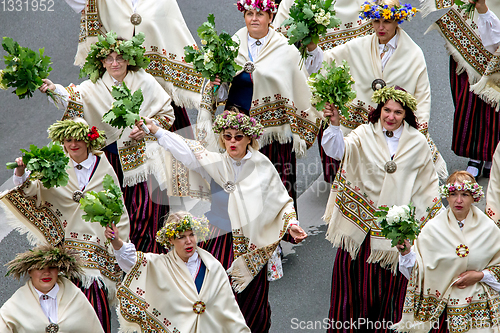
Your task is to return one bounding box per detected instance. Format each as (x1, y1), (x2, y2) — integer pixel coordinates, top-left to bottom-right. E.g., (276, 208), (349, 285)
(289, 224), (308, 243)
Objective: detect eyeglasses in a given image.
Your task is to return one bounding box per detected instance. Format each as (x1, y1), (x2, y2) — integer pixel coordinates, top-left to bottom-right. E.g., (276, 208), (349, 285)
(222, 134), (246, 141)
(104, 56), (126, 64)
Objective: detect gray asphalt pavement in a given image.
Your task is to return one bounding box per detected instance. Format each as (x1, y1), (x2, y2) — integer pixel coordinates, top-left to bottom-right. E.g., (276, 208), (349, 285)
(0, 0), (477, 332)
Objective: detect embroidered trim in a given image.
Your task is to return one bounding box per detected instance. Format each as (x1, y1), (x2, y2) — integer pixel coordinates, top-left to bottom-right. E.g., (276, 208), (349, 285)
(318, 22), (374, 51)
(118, 140), (146, 172)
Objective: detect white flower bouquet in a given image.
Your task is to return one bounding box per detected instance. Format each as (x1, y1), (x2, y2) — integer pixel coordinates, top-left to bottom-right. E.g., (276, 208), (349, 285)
(374, 203), (419, 251)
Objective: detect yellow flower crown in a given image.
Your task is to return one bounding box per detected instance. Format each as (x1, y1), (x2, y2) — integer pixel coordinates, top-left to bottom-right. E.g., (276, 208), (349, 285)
(156, 214), (210, 249)
(359, 1), (419, 24)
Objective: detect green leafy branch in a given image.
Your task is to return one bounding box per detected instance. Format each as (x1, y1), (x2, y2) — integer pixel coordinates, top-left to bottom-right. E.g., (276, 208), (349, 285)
(102, 82), (143, 137)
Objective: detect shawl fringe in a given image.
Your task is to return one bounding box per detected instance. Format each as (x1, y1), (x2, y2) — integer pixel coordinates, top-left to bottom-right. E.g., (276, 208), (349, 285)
(324, 231), (361, 260)
(258, 130), (308, 158)
(470, 78), (500, 111)
(79, 272), (118, 306)
(366, 249), (399, 273)
(0, 200), (40, 246)
(418, 0), (439, 18)
(122, 142), (168, 190)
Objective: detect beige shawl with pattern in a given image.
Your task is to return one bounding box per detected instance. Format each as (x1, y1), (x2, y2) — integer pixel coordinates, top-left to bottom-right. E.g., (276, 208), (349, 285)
(324, 121), (442, 271)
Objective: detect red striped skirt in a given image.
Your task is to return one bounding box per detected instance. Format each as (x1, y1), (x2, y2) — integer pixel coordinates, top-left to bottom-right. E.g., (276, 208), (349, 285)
(450, 56), (500, 161)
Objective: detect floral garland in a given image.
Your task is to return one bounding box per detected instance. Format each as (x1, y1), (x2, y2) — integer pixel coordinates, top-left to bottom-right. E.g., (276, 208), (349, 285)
(48, 120), (106, 151)
(236, 0), (278, 13)
(359, 1), (418, 24)
(79, 31), (150, 83)
(156, 214), (210, 249)
(212, 110), (264, 139)
(371, 86), (417, 111)
(439, 180), (484, 203)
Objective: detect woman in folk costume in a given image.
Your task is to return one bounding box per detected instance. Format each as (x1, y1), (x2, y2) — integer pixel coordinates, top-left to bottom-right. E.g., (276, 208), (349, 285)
(0, 119), (130, 333)
(104, 211), (251, 333)
(64, 0), (203, 137)
(422, 0), (500, 178)
(394, 171), (500, 333)
(40, 31), (208, 254)
(0, 245), (105, 333)
(274, 0), (373, 183)
(317, 0), (448, 181)
(138, 110), (308, 332)
(321, 86), (443, 332)
(203, 0), (322, 207)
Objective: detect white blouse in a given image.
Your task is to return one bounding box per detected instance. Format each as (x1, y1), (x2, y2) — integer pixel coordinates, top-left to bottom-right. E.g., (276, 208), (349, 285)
(477, 10), (500, 54)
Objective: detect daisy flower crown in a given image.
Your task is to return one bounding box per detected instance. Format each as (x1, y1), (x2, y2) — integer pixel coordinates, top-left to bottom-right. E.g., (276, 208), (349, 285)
(213, 110), (264, 139)
(439, 180), (484, 203)
(237, 0), (278, 13)
(156, 214), (210, 249)
(359, 1), (419, 24)
(372, 86), (418, 111)
(48, 120), (106, 151)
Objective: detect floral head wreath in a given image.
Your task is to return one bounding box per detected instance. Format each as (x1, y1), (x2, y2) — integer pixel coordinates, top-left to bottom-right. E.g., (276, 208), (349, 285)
(213, 110), (264, 139)
(359, 1), (419, 24)
(79, 31), (150, 83)
(6, 244), (83, 280)
(439, 180), (484, 203)
(48, 119), (106, 151)
(156, 214), (210, 249)
(372, 86), (418, 111)
(237, 0), (278, 13)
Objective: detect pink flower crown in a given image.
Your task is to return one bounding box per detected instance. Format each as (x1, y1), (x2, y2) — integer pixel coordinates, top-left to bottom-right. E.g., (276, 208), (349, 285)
(237, 0), (278, 13)
(439, 180), (484, 203)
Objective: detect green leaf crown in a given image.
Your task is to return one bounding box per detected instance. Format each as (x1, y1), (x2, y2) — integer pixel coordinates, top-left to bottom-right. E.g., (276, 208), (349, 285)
(371, 86), (417, 111)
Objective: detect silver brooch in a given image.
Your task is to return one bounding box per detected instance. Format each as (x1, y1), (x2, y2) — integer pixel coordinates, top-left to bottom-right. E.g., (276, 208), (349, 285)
(130, 13), (142, 25)
(384, 161), (397, 174)
(73, 190), (85, 203)
(372, 79), (386, 91)
(46, 323), (59, 333)
(243, 61), (255, 73)
(223, 181), (236, 193)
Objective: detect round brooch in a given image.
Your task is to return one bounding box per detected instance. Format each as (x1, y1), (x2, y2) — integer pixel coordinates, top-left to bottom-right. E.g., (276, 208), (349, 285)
(243, 61), (255, 73)
(384, 161), (397, 174)
(130, 13), (142, 25)
(193, 301), (206, 314)
(46, 323), (59, 333)
(223, 181), (236, 193)
(372, 79), (386, 91)
(456, 244), (470, 258)
(73, 190), (85, 203)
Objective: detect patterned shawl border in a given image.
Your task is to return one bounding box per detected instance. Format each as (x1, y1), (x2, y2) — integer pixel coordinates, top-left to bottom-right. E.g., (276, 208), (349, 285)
(3, 184), (65, 246)
(319, 23), (374, 51)
(118, 252), (177, 333)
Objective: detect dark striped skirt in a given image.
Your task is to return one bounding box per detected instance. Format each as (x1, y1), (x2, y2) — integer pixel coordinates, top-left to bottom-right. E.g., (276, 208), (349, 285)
(328, 235), (407, 333)
(450, 56), (500, 161)
(104, 151), (169, 254)
(260, 141), (298, 211)
(199, 227), (271, 333)
(71, 278), (111, 333)
(169, 102), (194, 139)
(318, 125), (340, 183)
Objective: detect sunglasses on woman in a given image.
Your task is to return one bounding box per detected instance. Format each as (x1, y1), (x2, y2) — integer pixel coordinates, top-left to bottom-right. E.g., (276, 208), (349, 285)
(222, 134), (245, 141)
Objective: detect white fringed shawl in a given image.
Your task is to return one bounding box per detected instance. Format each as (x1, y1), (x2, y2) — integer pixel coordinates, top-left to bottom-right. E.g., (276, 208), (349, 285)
(0, 278), (105, 333)
(116, 248), (250, 333)
(0, 152), (129, 301)
(184, 139), (298, 291)
(323, 121), (442, 271)
(74, 0), (203, 108)
(197, 27), (321, 158)
(486, 144), (500, 227)
(423, 0), (500, 110)
(322, 29), (448, 180)
(392, 206), (500, 333)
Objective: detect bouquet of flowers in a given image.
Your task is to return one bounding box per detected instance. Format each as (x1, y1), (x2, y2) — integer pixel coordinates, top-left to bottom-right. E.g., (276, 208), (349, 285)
(307, 60), (356, 125)
(102, 82), (143, 137)
(454, 0), (476, 20)
(374, 203), (420, 251)
(79, 174), (125, 230)
(5, 142), (70, 188)
(184, 14), (242, 93)
(0, 37), (62, 105)
(282, 0), (341, 69)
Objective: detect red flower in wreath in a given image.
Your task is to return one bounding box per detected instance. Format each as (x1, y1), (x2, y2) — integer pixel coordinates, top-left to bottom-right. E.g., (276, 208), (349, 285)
(88, 126), (100, 141)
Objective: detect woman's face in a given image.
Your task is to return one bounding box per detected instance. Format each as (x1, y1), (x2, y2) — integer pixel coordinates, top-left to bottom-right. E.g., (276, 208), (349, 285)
(101, 51), (129, 81)
(171, 230), (197, 262)
(244, 9), (273, 39)
(447, 189), (474, 220)
(372, 19), (398, 45)
(223, 129), (252, 160)
(63, 138), (89, 164)
(380, 99), (405, 132)
(29, 266), (59, 294)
